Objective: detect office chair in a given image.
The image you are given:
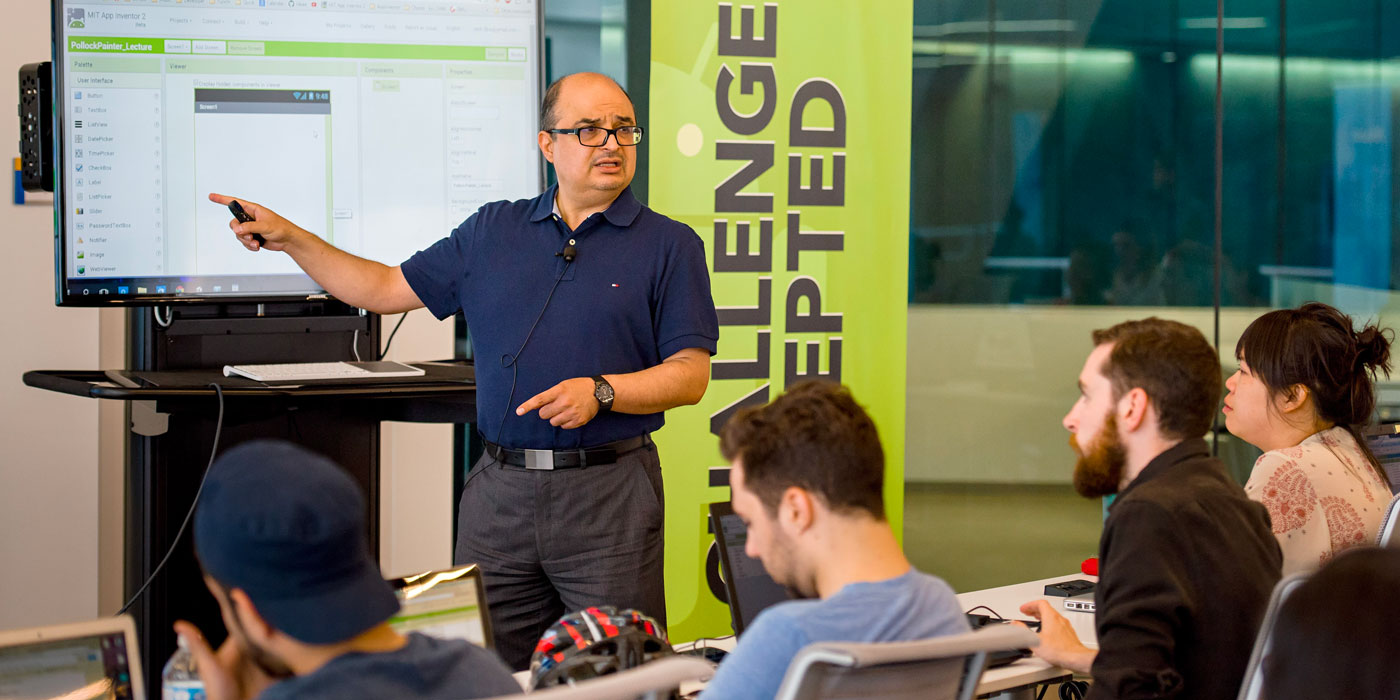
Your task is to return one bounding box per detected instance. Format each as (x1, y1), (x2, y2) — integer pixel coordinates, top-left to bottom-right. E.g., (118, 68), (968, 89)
(479, 655), (715, 700)
(1235, 573), (1311, 700)
(772, 624), (1039, 700)
(1377, 492), (1400, 547)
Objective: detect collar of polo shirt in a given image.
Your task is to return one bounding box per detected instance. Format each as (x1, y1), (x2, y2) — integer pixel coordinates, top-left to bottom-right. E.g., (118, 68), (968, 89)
(529, 184), (643, 229)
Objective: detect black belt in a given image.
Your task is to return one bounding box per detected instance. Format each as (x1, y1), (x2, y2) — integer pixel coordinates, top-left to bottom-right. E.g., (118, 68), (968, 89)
(484, 434), (652, 470)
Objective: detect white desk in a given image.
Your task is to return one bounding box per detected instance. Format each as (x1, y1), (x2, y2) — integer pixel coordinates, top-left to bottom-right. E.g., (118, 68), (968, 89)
(958, 573), (1098, 699)
(512, 573), (1099, 698)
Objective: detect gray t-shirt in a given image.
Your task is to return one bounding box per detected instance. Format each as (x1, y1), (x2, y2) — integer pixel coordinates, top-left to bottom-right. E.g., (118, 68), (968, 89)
(256, 632), (519, 700)
(700, 568), (970, 700)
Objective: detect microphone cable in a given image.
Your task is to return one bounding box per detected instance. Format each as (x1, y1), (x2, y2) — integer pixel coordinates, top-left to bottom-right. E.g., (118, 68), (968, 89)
(494, 248), (576, 447)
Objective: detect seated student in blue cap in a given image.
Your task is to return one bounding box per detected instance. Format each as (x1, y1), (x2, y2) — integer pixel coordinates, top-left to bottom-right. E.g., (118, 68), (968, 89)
(173, 440), (520, 700)
(700, 382), (969, 700)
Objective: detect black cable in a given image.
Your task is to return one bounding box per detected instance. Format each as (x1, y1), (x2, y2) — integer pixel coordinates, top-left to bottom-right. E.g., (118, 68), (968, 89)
(1036, 685), (1049, 700)
(674, 634), (735, 653)
(378, 311), (410, 360)
(116, 383), (226, 616)
(964, 605), (1006, 619)
(494, 259), (574, 447)
(1059, 681), (1090, 700)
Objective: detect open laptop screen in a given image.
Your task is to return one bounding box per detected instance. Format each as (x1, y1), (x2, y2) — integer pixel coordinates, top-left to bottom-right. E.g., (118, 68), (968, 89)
(387, 564), (494, 650)
(1363, 423), (1400, 491)
(710, 501), (793, 636)
(0, 618), (143, 700)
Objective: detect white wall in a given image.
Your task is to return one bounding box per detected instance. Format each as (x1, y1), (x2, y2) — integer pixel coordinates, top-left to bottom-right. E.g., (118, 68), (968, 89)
(0, 2), (102, 629)
(378, 312), (457, 579)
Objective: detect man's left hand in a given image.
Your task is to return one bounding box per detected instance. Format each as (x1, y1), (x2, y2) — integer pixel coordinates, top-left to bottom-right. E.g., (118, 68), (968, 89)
(517, 377), (599, 429)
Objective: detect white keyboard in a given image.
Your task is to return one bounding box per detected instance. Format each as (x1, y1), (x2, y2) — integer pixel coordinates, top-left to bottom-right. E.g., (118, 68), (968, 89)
(222, 361), (425, 383)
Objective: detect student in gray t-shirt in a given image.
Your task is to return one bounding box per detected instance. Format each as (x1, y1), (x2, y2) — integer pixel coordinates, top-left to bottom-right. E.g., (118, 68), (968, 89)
(172, 440), (519, 700)
(701, 382), (970, 700)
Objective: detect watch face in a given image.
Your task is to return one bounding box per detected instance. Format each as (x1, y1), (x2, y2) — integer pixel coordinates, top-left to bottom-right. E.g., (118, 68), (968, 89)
(595, 382), (615, 403)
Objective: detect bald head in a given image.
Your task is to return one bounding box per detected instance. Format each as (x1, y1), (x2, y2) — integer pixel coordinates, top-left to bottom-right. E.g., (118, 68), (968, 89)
(539, 72), (632, 131)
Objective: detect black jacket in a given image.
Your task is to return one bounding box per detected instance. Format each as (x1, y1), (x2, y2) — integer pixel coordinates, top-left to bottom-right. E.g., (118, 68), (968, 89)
(1088, 438), (1282, 700)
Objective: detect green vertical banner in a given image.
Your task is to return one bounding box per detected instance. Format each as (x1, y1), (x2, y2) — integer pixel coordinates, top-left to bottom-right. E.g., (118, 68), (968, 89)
(649, 1), (913, 641)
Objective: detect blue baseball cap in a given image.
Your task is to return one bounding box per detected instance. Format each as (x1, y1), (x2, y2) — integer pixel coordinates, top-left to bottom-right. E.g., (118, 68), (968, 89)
(194, 440), (400, 645)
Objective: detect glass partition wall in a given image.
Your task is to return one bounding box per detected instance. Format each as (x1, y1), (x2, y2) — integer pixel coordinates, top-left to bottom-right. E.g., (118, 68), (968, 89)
(906, 0), (1400, 590)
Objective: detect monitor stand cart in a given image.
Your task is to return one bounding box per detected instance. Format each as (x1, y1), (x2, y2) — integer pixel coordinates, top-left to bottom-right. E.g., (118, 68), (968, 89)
(24, 300), (477, 689)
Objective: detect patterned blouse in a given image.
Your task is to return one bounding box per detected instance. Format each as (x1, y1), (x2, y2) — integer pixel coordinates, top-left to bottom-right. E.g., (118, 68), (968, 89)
(1244, 426), (1393, 576)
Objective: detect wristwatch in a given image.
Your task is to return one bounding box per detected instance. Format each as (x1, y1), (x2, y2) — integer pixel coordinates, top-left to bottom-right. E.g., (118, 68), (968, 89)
(592, 375), (615, 413)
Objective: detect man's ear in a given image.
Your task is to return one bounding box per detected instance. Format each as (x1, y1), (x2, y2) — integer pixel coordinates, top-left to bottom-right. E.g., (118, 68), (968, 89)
(229, 588), (275, 642)
(778, 486), (816, 535)
(1118, 386), (1151, 432)
(537, 131), (555, 164)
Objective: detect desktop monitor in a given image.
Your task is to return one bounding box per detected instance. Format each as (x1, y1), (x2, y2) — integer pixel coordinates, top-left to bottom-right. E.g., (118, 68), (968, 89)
(387, 563), (494, 649)
(51, 0), (543, 306)
(1364, 423), (1400, 491)
(0, 615), (146, 700)
(709, 500), (793, 636)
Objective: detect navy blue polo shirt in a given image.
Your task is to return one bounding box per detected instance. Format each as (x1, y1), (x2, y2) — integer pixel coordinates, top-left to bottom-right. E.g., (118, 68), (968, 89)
(400, 185), (719, 450)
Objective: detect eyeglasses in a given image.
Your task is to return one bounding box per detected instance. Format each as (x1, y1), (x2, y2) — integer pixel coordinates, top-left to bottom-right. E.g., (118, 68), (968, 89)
(545, 125), (645, 147)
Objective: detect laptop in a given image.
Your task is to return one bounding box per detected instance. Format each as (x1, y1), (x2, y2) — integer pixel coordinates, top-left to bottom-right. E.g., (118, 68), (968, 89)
(0, 615), (146, 700)
(709, 501), (793, 636)
(1062, 594), (1096, 613)
(1363, 423), (1400, 490)
(387, 564), (495, 650)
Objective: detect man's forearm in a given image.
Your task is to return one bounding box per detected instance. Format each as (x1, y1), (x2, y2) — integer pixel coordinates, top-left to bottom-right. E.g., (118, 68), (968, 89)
(283, 233), (421, 314)
(605, 348), (710, 414)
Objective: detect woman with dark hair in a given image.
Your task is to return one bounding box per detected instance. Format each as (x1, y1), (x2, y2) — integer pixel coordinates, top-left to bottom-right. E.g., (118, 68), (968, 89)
(1224, 302), (1395, 575)
(1262, 548), (1400, 700)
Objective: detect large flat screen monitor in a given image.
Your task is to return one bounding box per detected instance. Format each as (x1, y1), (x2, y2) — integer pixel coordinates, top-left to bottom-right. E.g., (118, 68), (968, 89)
(51, 0), (543, 306)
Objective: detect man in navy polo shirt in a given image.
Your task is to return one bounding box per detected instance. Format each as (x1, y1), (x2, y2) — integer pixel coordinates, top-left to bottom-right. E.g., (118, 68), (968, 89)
(208, 72), (718, 669)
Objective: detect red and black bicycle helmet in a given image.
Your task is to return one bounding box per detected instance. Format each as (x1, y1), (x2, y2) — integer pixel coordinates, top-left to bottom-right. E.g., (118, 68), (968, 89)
(530, 606), (673, 689)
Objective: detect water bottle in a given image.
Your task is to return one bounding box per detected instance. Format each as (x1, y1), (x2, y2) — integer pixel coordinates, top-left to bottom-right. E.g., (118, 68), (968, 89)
(162, 635), (206, 700)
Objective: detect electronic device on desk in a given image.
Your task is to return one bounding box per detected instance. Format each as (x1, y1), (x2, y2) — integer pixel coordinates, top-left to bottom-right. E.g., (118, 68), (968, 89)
(223, 361), (425, 383)
(965, 612), (1040, 633)
(387, 564), (495, 650)
(1062, 595), (1096, 614)
(1044, 579), (1095, 597)
(48, 0), (543, 307)
(1363, 422), (1400, 490)
(0, 615), (146, 700)
(709, 501), (793, 636)
(677, 645), (729, 664)
(963, 611), (1038, 668)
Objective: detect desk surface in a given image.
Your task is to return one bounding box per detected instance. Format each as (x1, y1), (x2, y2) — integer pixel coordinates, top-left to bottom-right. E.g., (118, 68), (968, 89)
(23, 362), (478, 423)
(957, 573), (1098, 694)
(23, 361), (475, 400)
(512, 573), (1098, 696)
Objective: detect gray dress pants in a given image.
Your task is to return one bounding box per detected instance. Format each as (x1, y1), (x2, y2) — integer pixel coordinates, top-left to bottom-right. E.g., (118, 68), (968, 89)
(454, 440), (666, 671)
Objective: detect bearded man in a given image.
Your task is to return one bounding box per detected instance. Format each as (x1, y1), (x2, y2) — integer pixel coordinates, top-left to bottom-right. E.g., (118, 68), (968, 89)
(1019, 318), (1281, 700)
